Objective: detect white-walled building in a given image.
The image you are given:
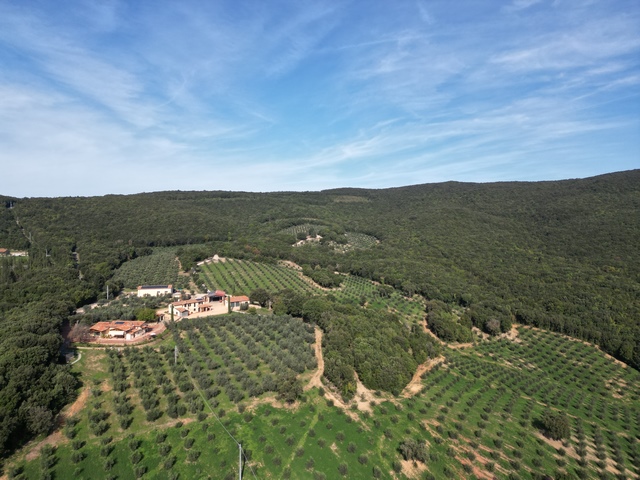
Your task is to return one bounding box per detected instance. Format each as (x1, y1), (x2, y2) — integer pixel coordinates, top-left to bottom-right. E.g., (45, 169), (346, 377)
(137, 284), (173, 297)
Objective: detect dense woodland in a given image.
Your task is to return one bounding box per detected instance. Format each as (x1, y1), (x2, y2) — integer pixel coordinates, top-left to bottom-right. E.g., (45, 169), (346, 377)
(0, 170), (639, 459)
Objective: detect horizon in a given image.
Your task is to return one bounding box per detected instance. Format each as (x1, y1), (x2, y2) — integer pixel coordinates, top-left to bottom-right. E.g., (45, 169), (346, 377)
(1, 0), (639, 197)
(2, 168), (636, 200)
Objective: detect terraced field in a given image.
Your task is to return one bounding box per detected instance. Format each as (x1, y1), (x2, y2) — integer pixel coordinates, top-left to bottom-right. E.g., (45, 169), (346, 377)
(111, 248), (188, 290)
(198, 259), (317, 296)
(280, 224), (328, 237)
(198, 259), (424, 322)
(280, 224), (378, 252)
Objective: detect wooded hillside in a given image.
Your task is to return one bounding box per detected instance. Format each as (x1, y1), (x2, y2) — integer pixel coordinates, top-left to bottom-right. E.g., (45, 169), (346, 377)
(0, 170), (638, 457)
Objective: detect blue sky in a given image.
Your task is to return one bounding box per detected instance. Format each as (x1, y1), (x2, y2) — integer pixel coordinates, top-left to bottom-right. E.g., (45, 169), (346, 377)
(0, 0), (638, 197)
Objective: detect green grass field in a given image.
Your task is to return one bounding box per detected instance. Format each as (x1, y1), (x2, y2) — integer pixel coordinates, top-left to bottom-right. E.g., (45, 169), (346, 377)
(12, 322), (639, 479)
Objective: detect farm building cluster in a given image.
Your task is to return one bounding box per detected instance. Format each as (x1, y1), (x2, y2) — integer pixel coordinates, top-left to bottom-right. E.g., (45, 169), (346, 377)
(169, 290), (250, 318)
(89, 320), (151, 340)
(87, 285), (252, 342)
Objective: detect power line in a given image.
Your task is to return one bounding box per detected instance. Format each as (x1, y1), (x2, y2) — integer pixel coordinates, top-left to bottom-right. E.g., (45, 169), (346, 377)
(176, 346), (258, 480)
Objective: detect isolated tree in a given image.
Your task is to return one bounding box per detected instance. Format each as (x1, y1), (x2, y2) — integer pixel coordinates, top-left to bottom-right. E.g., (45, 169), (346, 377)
(485, 318), (501, 336)
(135, 308), (157, 321)
(399, 438), (428, 463)
(69, 323), (92, 343)
(277, 374), (303, 403)
(540, 409), (570, 440)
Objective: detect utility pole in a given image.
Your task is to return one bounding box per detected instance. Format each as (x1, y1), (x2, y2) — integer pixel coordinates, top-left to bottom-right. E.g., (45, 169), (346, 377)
(106, 284), (109, 300)
(174, 345), (178, 365)
(238, 443), (243, 480)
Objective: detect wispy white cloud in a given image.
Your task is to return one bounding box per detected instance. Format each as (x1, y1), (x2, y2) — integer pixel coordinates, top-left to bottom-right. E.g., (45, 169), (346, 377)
(504, 0), (544, 13)
(0, 0), (638, 196)
(0, 3), (158, 128)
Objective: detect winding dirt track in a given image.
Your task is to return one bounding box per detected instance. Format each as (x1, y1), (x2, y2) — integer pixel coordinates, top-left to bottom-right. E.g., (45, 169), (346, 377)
(305, 326), (324, 391)
(401, 356), (445, 398)
(24, 387), (91, 461)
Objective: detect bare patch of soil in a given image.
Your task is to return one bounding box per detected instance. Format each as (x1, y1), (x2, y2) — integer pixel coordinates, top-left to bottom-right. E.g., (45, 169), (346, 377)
(447, 342), (475, 350)
(354, 376), (376, 412)
(400, 459), (427, 478)
(401, 356), (445, 398)
(65, 388), (90, 419)
(279, 260), (302, 270)
(503, 325), (521, 343)
(245, 394), (297, 412)
(534, 431), (581, 462)
(320, 385), (362, 422)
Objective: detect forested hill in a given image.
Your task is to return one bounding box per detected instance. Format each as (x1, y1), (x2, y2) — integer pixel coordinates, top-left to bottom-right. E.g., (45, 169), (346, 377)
(2, 170), (639, 353)
(0, 171), (639, 456)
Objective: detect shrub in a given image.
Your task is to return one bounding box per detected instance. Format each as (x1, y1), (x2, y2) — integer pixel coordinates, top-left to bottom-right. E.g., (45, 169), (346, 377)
(100, 445), (114, 457)
(305, 457), (315, 470)
(129, 438), (142, 451)
(130, 451), (143, 465)
(164, 455), (177, 469)
(71, 451), (84, 464)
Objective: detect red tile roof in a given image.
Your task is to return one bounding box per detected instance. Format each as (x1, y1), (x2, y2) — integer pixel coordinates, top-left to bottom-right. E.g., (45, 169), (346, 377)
(230, 295), (250, 303)
(172, 298), (204, 306)
(90, 320), (148, 333)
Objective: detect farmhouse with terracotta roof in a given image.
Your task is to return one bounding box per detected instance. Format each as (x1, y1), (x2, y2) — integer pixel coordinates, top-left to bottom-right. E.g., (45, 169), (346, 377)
(89, 320), (150, 340)
(229, 295), (250, 310)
